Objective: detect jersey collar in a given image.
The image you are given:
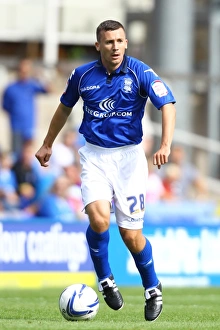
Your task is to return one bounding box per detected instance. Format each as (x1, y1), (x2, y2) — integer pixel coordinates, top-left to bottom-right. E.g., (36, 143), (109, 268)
(96, 55), (128, 74)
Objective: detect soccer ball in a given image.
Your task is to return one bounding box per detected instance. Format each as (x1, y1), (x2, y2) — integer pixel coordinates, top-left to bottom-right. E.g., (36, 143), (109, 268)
(59, 283), (99, 321)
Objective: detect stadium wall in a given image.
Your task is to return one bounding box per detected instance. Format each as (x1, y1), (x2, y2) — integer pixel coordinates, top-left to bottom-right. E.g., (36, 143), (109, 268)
(0, 202), (219, 288)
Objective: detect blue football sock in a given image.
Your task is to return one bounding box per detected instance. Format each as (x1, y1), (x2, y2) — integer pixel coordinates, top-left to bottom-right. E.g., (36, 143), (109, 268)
(86, 225), (112, 281)
(131, 238), (159, 290)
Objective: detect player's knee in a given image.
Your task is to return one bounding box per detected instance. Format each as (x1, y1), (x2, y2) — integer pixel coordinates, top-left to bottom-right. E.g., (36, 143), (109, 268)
(89, 217), (109, 233)
(86, 201), (110, 231)
(120, 228), (145, 253)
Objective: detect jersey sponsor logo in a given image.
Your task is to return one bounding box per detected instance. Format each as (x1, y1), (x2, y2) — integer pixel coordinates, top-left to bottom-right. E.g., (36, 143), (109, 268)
(84, 106), (132, 118)
(99, 98), (115, 111)
(151, 80), (168, 97)
(80, 85), (100, 92)
(123, 78), (133, 93)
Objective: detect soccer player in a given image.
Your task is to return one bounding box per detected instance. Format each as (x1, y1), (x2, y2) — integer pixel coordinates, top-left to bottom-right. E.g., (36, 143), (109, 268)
(35, 20), (176, 321)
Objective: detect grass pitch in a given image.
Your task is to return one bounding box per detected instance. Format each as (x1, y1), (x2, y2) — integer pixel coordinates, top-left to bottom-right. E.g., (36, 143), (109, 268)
(0, 286), (220, 330)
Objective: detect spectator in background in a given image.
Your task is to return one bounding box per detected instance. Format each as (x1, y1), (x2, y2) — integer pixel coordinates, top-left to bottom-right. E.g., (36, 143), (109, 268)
(160, 144), (208, 200)
(0, 150), (17, 193)
(12, 141), (39, 214)
(146, 159), (166, 203)
(36, 175), (79, 222)
(2, 58), (51, 159)
(161, 163), (182, 201)
(50, 128), (81, 176)
(64, 164), (87, 221)
(0, 150), (19, 212)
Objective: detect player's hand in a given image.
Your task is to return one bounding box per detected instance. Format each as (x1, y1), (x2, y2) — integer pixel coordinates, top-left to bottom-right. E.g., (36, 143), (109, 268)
(35, 145), (52, 167)
(153, 146), (170, 169)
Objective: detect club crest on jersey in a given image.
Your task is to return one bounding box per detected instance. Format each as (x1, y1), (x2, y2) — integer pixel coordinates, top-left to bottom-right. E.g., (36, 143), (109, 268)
(123, 78), (133, 93)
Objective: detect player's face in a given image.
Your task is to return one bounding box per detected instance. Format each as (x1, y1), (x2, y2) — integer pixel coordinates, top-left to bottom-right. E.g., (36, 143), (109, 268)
(95, 28), (128, 73)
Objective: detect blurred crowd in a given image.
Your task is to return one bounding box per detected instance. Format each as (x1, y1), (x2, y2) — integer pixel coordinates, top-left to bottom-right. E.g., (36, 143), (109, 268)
(145, 144), (208, 203)
(0, 59), (213, 223)
(0, 59), (87, 222)
(0, 131), (87, 222)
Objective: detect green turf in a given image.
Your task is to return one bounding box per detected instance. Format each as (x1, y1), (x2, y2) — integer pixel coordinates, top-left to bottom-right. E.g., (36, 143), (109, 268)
(0, 286), (220, 330)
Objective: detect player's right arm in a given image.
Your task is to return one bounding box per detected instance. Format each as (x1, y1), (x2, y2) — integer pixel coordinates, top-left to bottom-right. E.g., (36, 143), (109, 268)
(35, 102), (72, 167)
(153, 103), (176, 169)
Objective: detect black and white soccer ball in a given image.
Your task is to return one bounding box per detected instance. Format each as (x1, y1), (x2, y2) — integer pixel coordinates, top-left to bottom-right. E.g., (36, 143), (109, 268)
(59, 283), (99, 321)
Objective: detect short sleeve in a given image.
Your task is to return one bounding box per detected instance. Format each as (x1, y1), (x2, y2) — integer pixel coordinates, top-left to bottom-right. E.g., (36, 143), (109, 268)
(60, 69), (80, 108)
(140, 65), (176, 109)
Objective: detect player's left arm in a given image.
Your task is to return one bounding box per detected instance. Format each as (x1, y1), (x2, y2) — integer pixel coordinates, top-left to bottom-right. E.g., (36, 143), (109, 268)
(153, 103), (176, 169)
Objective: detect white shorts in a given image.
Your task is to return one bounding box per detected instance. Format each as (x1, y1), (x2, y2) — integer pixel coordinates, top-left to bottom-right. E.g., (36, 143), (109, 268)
(78, 142), (148, 229)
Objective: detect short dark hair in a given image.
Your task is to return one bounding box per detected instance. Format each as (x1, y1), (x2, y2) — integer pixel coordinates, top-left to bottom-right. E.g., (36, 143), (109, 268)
(96, 20), (125, 42)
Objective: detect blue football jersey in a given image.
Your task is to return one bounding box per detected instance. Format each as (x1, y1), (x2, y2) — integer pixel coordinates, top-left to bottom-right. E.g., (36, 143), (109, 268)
(60, 56), (176, 148)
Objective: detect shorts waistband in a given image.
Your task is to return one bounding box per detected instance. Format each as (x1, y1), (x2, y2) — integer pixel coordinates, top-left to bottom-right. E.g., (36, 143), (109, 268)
(85, 142), (139, 153)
